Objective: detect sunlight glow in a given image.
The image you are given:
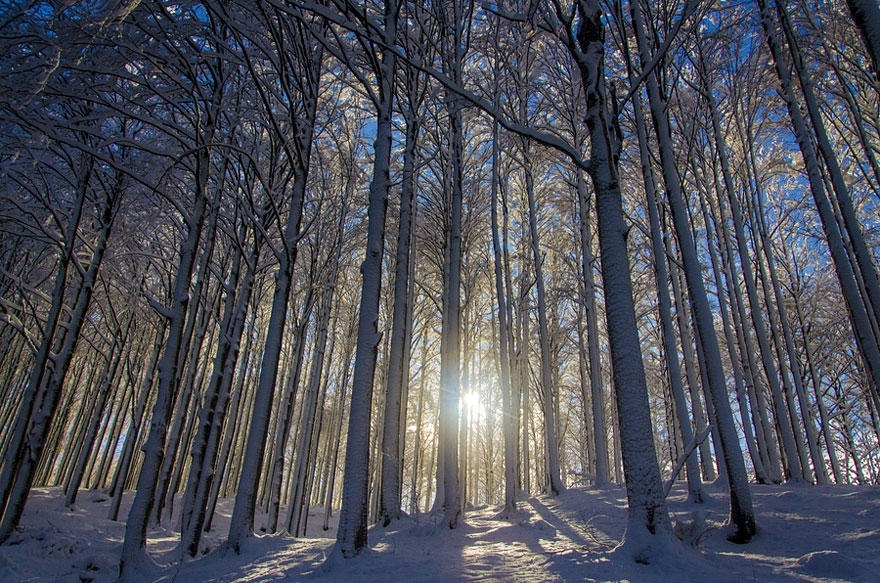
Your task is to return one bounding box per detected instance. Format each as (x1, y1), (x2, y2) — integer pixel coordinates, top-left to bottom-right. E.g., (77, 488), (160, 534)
(461, 390), (482, 415)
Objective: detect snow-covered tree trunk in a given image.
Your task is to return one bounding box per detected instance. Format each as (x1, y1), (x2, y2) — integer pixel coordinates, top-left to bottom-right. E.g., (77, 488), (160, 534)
(227, 9), (322, 550)
(0, 159), (90, 535)
(627, 80), (703, 503)
(575, 173), (610, 488)
(431, 0), (469, 529)
(119, 148), (212, 577)
(737, 110), (829, 484)
(108, 322), (166, 522)
(154, 212), (222, 526)
(757, 0), (880, 416)
(288, 291), (333, 536)
(561, 0), (672, 561)
(777, 0), (880, 390)
(714, 193), (781, 483)
(179, 225), (258, 557)
(629, 0), (755, 542)
(204, 316), (260, 533)
(794, 294), (844, 483)
(322, 322), (355, 531)
(695, 46), (804, 482)
(523, 155), (565, 496)
(64, 315), (131, 507)
(265, 297), (313, 533)
(490, 121), (518, 513)
(697, 188), (767, 484)
(335, 0), (396, 555)
(289, 217), (345, 535)
(378, 100), (419, 527)
(0, 181), (118, 544)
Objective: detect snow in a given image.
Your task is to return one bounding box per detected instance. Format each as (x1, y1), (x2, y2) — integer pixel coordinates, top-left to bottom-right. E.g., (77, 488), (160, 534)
(1, 481), (878, 582)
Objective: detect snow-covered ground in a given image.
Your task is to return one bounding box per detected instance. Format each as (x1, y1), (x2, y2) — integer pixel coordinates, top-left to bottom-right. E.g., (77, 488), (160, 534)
(1, 481), (877, 582)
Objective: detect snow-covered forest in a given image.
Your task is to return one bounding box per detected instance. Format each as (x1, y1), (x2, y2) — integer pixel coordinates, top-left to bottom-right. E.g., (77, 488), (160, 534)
(1, 0), (879, 580)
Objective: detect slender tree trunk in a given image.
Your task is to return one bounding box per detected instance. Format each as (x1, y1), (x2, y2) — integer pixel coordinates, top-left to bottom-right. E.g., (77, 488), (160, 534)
(565, 0), (672, 559)
(289, 225), (345, 535)
(757, 0), (880, 413)
(714, 189), (781, 482)
(119, 150), (211, 576)
(0, 158), (91, 533)
(780, 0), (880, 355)
(265, 296), (313, 532)
(179, 227), (258, 557)
(490, 122), (518, 513)
(378, 109), (419, 526)
(322, 327), (354, 531)
(1, 180), (118, 544)
(64, 317), (132, 507)
(793, 287), (844, 483)
(575, 173), (609, 487)
(696, 179), (766, 484)
(523, 157), (565, 496)
(629, 82), (703, 502)
(154, 202), (222, 526)
(206, 320), (261, 531)
(108, 322), (165, 522)
(696, 47), (804, 481)
(408, 330), (429, 516)
(335, 0), (395, 555)
(630, 0), (754, 541)
(287, 296), (331, 536)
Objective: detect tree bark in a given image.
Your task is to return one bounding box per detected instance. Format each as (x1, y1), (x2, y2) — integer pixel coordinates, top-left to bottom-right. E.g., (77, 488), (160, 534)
(335, 0), (396, 555)
(630, 0), (755, 542)
(563, 0), (672, 560)
(378, 105), (419, 527)
(847, 0), (880, 83)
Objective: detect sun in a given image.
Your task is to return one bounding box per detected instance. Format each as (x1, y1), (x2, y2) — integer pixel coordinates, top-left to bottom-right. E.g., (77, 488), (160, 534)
(461, 390), (483, 418)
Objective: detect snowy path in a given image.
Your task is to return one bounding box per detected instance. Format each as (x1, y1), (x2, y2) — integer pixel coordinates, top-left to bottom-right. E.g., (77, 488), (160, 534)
(1, 483), (879, 581)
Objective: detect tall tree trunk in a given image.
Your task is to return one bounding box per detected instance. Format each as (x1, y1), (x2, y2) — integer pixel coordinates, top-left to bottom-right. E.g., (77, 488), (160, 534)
(523, 156), (565, 496)
(64, 316), (132, 507)
(108, 321), (165, 522)
(378, 108), (419, 527)
(780, 0), (880, 367)
(335, 0), (396, 555)
(696, 46), (804, 482)
(227, 12), (321, 549)
(288, 289), (334, 536)
(322, 324), (354, 531)
(629, 0), (755, 541)
(154, 200), (223, 526)
(0, 183), (118, 544)
(792, 280), (844, 483)
(289, 216), (346, 535)
(490, 121), (518, 513)
(575, 173), (610, 487)
(757, 0), (880, 414)
(713, 186), (781, 482)
(265, 296), (314, 533)
(179, 226), (258, 557)
(119, 147), (212, 576)
(433, 0), (468, 530)
(563, 0), (672, 560)
(628, 81), (703, 502)
(695, 179), (766, 484)
(0, 158), (91, 535)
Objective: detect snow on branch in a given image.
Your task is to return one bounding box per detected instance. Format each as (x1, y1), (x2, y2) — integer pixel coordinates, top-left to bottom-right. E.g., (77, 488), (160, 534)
(270, 0), (591, 171)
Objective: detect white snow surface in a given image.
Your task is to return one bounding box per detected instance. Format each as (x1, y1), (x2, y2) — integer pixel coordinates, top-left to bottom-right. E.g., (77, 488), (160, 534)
(1, 481), (878, 582)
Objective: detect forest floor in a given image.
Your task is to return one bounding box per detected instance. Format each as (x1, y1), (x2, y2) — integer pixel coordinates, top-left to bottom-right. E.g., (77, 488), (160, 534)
(0, 480), (878, 582)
